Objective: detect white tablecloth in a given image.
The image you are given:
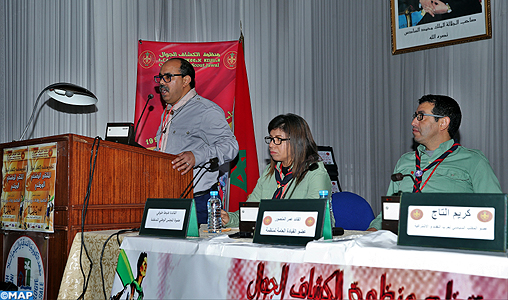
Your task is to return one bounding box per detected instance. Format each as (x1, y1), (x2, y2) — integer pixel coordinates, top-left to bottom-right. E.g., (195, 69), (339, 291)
(110, 230), (508, 299)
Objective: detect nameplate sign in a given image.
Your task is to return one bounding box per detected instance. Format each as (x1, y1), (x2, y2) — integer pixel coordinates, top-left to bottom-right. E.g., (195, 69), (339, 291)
(406, 205), (495, 240)
(398, 193), (507, 252)
(145, 208), (186, 231)
(140, 198), (199, 238)
(253, 199), (327, 246)
(259, 211), (318, 238)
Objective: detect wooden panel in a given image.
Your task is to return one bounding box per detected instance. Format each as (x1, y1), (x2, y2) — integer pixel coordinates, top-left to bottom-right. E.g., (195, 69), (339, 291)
(1, 134), (191, 300)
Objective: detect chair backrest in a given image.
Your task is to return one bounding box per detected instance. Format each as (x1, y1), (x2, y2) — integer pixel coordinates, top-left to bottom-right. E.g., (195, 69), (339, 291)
(331, 191), (375, 230)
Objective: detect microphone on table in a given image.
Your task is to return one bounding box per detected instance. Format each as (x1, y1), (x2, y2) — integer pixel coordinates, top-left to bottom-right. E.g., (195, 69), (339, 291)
(391, 172), (420, 193)
(179, 157), (220, 199)
(129, 94), (154, 147)
(332, 227), (344, 236)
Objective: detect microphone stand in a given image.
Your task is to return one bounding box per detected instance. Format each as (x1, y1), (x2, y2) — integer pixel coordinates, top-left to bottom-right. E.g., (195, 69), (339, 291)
(391, 173), (421, 193)
(179, 158), (220, 199)
(128, 94), (154, 147)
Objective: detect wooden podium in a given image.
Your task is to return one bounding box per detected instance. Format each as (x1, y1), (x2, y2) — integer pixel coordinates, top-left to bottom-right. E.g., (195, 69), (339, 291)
(0, 134), (191, 299)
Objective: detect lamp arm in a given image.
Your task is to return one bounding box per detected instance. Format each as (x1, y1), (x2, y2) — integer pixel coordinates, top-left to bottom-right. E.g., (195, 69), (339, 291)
(19, 87), (49, 140)
(18, 82), (97, 141)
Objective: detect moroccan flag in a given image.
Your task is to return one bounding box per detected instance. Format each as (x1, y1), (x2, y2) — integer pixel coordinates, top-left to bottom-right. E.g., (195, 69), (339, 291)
(229, 40), (259, 212)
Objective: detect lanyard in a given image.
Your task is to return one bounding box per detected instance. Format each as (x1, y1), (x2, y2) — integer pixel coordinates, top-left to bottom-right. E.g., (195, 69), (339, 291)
(158, 106), (175, 152)
(161, 106), (174, 133)
(413, 142), (460, 192)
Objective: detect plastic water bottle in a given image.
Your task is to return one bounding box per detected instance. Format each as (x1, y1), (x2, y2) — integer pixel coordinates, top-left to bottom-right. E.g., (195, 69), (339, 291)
(319, 190), (332, 221)
(207, 191), (222, 233)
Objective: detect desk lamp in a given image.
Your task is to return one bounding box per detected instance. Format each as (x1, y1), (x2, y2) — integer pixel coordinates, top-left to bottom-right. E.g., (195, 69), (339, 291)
(19, 82), (98, 140)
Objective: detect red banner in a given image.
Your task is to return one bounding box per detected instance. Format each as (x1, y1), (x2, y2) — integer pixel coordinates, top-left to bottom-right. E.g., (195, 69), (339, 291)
(135, 40), (258, 210)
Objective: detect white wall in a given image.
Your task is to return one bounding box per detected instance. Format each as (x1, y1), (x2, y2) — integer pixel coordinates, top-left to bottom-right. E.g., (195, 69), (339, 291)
(1, 0), (507, 214)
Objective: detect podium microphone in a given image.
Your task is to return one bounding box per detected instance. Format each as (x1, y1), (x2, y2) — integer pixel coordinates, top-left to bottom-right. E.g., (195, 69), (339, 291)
(208, 157), (219, 172)
(391, 172), (420, 193)
(129, 94), (154, 146)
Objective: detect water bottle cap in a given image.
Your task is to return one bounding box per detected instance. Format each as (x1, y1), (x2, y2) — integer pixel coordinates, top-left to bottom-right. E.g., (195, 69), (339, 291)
(319, 190), (328, 196)
(210, 190), (219, 197)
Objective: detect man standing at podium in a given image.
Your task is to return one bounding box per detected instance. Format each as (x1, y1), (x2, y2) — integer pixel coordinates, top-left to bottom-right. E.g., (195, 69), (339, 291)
(155, 58), (239, 225)
(368, 94), (502, 231)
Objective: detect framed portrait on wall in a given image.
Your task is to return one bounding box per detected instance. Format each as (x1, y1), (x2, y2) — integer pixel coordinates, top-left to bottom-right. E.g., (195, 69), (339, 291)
(390, 0), (492, 54)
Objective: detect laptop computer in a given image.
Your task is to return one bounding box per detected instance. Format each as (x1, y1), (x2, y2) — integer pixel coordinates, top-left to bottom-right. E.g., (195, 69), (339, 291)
(229, 202), (259, 238)
(105, 122), (143, 148)
(381, 195), (401, 234)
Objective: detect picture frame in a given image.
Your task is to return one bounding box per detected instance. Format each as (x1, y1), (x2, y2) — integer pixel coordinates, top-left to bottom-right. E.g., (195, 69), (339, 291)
(390, 0), (492, 54)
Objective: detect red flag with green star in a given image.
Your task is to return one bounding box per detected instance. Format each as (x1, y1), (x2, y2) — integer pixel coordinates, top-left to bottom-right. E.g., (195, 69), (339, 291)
(229, 38), (259, 212)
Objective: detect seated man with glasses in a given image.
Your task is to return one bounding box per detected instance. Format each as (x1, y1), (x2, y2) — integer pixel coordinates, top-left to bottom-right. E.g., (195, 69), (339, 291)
(368, 94), (502, 231)
(154, 58), (239, 225)
(221, 113), (334, 228)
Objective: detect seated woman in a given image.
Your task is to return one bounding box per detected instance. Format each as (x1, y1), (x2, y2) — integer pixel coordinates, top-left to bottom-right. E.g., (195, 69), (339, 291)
(221, 113), (333, 227)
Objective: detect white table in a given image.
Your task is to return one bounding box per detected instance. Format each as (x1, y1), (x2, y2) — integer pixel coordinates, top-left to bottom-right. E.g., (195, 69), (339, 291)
(110, 230), (508, 299)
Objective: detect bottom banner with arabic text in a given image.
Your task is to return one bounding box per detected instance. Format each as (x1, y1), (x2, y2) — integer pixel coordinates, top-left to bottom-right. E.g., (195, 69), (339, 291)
(110, 235), (507, 300)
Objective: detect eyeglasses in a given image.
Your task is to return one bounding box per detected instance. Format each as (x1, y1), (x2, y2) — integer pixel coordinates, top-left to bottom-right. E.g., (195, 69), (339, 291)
(154, 73), (184, 83)
(412, 112), (445, 121)
(264, 136), (290, 145)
